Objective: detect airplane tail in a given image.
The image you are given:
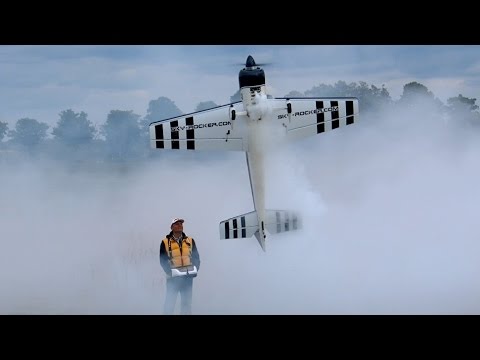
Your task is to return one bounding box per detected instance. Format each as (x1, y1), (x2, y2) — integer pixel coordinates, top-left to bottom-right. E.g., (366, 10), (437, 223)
(219, 210), (301, 250)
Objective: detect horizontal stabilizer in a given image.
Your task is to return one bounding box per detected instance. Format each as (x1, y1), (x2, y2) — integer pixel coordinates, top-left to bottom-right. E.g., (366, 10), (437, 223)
(264, 209), (301, 234)
(219, 209), (301, 240)
(220, 211), (259, 239)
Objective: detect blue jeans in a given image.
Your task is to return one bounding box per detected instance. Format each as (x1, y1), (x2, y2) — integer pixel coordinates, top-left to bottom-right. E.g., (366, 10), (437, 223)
(163, 276), (194, 315)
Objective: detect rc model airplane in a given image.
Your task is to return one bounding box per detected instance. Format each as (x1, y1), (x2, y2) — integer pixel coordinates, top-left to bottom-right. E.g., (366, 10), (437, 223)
(149, 55), (359, 251)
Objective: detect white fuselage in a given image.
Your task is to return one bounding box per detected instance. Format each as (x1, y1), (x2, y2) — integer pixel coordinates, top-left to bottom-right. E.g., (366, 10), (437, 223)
(241, 85), (269, 250)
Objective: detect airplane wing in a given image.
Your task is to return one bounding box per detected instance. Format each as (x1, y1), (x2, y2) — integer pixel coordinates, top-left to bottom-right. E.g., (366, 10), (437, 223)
(149, 102), (247, 151)
(271, 97), (359, 142)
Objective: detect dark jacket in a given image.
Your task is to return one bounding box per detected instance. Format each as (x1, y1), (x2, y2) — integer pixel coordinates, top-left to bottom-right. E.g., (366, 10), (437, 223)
(159, 231), (201, 276)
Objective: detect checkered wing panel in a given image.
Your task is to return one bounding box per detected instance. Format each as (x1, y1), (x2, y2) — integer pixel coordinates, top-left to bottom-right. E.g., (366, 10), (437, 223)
(149, 102), (246, 151)
(272, 97), (359, 141)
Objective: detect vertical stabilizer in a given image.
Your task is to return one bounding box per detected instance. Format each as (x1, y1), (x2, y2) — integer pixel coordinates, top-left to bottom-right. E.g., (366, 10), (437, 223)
(254, 229), (266, 252)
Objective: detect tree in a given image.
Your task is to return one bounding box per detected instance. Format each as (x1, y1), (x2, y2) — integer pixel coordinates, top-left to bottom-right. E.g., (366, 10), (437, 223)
(52, 109), (96, 146)
(0, 121), (7, 142)
(446, 94), (480, 127)
(102, 110), (143, 161)
(304, 83), (337, 97)
(195, 101), (218, 111)
(8, 118), (49, 148)
(397, 81), (444, 113)
(348, 81), (392, 113)
(140, 96), (183, 142)
(392, 81), (447, 129)
(304, 81), (392, 113)
(447, 94), (479, 112)
(399, 82), (434, 103)
(143, 97), (183, 123)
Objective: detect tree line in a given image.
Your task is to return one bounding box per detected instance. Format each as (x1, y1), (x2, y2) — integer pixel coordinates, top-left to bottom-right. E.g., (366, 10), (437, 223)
(1, 81), (479, 163)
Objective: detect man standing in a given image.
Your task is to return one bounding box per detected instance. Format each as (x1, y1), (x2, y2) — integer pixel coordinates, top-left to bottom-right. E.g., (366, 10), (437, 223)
(159, 218), (201, 315)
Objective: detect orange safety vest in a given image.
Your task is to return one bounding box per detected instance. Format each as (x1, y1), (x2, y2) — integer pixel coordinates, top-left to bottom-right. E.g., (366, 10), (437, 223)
(163, 236), (194, 269)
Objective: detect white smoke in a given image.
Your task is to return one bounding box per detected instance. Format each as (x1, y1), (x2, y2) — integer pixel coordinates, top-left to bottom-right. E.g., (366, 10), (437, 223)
(2, 95), (480, 314)
(246, 92), (272, 122)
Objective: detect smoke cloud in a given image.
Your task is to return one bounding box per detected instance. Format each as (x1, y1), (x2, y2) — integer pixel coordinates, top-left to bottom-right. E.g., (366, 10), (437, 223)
(1, 96), (480, 314)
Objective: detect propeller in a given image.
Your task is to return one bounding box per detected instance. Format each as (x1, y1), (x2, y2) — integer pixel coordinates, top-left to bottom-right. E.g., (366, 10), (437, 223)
(232, 55), (274, 68)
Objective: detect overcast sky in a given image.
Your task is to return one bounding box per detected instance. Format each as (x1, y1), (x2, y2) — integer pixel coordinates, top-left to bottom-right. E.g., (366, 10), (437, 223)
(2, 45), (480, 128)
(2, 45), (480, 314)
